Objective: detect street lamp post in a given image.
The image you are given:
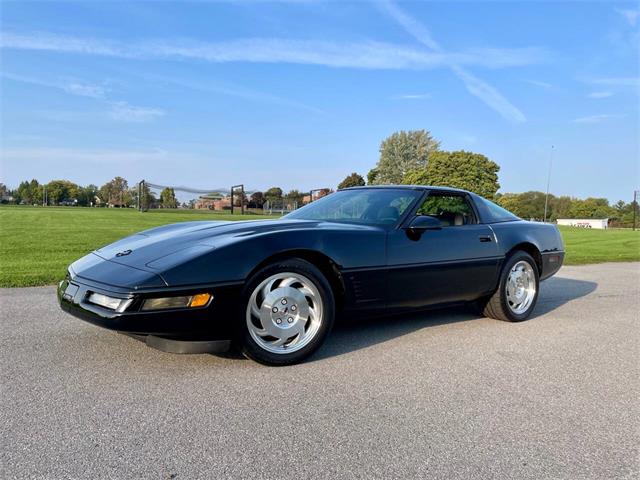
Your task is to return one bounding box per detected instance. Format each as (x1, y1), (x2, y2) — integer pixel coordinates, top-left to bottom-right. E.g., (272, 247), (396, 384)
(633, 190), (638, 231)
(543, 145), (554, 223)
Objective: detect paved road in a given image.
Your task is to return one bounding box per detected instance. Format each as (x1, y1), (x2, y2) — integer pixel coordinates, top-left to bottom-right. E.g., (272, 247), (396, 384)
(1, 263), (639, 479)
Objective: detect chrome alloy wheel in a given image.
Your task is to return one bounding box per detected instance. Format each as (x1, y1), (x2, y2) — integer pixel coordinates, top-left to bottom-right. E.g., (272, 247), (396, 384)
(246, 272), (323, 354)
(505, 260), (536, 315)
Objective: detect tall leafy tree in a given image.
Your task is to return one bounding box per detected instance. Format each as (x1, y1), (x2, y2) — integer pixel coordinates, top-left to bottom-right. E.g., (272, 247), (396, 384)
(76, 184), (99, 206)
(99, 177), (129, 206)
(568, 198), (614, 218)
(160, 187), (178, 208)
(338, 172), (365, 189)
(249, 191), (265, 207)
(265, 187), (283, 202)
(45, 180), (79, 205)
(404, 150), (500, 200)
(369, 130), (440, 185)
(285, 189), (305, 206)
(367, 168), (379, 185)
(15, 179), (42, 205)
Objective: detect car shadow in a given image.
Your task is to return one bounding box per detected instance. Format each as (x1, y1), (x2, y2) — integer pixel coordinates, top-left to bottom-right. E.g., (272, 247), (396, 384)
(310, 276), (598, 362)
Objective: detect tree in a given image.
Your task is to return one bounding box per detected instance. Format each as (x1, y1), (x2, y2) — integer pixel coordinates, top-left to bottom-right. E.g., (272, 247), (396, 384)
(404, 150), (500, 200)
(15, 179), (41, 205)
(139, 183), (156, 210)
(568, 198), (614, 219)
(338, 172), (365, 190)
(497, 191), (550, 220)
(45, 180), (79, 205)
(265, 187), (283, 202)
(370, 130), (440, 185)
(99, 177), (129, 206)
(160, 187), (178, 208)
(367, 167), (379, 185)
(285, 189), (305, 206)
(76, 184), (99, 206)
(249, 191), (265, 208)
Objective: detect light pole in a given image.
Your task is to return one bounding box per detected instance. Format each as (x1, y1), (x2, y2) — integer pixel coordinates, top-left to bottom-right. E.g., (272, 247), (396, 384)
(543, 145), (554, 223)
(633, 190), (638, 231)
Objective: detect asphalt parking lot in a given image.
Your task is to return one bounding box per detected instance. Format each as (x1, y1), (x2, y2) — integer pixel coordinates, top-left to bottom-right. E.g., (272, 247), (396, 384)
(1, 262), (638, 479)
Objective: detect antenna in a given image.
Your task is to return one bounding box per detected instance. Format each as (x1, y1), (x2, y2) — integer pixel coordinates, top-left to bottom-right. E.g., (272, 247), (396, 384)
(543, 145), (554, 222)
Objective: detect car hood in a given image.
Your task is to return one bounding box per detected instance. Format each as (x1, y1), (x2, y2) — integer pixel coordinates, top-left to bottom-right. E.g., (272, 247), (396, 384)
(94, 218), (362, 272)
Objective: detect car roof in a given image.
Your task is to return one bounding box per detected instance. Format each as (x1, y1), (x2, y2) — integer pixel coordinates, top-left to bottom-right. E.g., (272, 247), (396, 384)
(341, 185), (471, 194)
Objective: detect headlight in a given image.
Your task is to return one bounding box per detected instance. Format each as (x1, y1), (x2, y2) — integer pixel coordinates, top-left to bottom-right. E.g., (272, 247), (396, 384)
(87, 293), (133, 313)
(141, 293), (212, 311)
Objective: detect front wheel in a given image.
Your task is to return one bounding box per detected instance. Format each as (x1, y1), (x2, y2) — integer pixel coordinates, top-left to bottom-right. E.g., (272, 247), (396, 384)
(481, 251), (539, 322)
(237, 258), (335, 365)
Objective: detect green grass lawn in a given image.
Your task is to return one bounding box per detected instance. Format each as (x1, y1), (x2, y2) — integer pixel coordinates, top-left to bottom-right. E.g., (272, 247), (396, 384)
(0, 206), (638, 287)
(558, 226), (640, 265)
(0, 206), (277, 287)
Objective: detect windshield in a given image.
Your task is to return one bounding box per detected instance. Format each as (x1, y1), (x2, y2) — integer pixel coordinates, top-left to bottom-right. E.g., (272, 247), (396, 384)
(285, 189), (422, 226)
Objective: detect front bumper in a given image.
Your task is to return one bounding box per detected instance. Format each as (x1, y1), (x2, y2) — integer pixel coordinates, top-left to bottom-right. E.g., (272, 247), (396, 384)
(540, 251), (564, 280)
(57, 272), (242, 344)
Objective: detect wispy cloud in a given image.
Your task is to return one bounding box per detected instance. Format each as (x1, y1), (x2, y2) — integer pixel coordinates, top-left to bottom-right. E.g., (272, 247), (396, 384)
(0, 31), (548, 71)
(109, 102), (165, 123)
(376, 0), (526, 123)
(2, 71), (167, 123)
(524, 79), (553, 89)
(392, 93), (431, 100)
(2, 72), (106, 98)
(616, 8), (640, 27)
(0, 147), (170, 165)
(572, 114), (624, 124)
(63, 82), (106, 98)
(140, 73), (324, 114)
(587, 91), (613, 99)
(587, 77), (639, 87)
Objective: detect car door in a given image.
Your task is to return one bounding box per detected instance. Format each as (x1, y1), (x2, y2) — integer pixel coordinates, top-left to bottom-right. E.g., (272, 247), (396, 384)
(386, 190), (501, 310)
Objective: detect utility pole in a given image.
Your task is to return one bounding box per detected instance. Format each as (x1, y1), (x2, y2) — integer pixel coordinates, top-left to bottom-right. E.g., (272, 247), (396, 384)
(633, 190), (638, 231)
(543, 145), (554, 223)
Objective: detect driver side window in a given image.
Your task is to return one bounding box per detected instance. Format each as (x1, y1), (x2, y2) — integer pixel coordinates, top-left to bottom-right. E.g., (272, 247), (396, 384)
(416, 193), (477, 226)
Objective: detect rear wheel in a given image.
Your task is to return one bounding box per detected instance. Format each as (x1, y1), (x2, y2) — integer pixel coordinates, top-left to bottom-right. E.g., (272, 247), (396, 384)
(237, 258), (335, 365)
(481, 251), (539, 322)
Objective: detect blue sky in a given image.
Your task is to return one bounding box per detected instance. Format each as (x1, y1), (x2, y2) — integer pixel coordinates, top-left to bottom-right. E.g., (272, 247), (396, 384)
(1, 0), (638, 201)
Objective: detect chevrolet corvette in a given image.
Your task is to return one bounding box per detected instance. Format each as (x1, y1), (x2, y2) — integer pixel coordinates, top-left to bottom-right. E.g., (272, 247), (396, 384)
(58, 186), (564, 365)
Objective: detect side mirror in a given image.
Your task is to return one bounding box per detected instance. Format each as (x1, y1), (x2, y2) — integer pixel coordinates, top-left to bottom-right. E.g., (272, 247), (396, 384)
(405, 215), (442, 234)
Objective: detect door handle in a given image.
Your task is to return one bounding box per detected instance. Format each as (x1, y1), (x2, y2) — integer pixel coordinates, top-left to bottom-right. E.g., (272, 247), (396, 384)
(478, 235), (492, 242)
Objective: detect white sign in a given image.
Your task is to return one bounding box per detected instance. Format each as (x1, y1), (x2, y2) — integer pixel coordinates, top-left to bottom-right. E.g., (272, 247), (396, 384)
(557, 218), (609, 229)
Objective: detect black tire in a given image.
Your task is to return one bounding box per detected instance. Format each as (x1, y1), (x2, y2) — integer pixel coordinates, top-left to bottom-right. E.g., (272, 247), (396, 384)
(481, 251), (540, 322)
(236, 258), (335, 366)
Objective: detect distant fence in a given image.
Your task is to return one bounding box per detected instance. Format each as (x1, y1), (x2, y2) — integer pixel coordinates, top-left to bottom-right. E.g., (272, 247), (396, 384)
(138, 180), (331, 216)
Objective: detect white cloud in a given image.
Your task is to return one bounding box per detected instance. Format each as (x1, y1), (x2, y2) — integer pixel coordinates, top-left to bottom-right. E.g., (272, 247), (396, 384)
(392, 93), (431, 100)
(587, 77), (639, 87)
(587, 91), (613, 99)
(143, 73), (324, 114)
(376, 0), (526, 123)
(63, 81), (106, 98)
(0, 31), (548, 71)
(109, 102), (165, 122)
(0, 147), (170, 164)
(572, 114), (624, 124)
(524, 79), (553, 89)
(616, 8), (640, 27)
(2, 72), (106, 98)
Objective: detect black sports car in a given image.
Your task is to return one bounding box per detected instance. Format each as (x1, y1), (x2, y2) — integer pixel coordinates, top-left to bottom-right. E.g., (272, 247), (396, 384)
(58, 186), (564, 365)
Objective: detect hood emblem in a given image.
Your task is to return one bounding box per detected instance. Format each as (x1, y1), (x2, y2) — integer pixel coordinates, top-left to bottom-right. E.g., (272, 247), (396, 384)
(115, 249), (133, 257)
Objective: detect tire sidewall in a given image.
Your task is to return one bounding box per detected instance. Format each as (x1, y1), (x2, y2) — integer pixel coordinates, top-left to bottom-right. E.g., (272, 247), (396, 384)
(499, 252), (540, 322)
(236, 258), (335, 365)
